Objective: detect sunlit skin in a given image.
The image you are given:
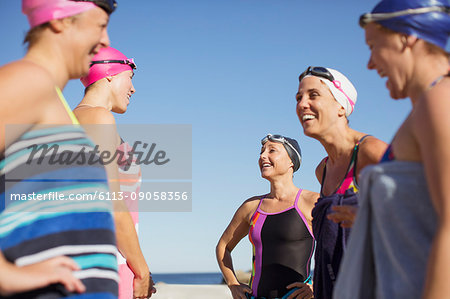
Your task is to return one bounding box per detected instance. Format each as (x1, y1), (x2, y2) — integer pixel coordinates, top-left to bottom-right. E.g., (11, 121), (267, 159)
(74, 68), (156, 298)
(364, 21), (450, 299)
(65, 7), (110, 79)
(110, 70), (136, 113)
(259, 141), (294, 181)
(0, 5), (112, 297)
(296, 76), (345, 140)
(295, 73), (387, 228)
(216, 140), (318, 299)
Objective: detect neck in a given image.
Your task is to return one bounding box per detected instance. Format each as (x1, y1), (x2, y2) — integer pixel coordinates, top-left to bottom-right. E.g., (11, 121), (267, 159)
(268, 176), (298, 201)
(78, 82), (113, 110)
(407, 47), (449, 105)
(24, 40), (71, 90)
(317, 126), (360, 162)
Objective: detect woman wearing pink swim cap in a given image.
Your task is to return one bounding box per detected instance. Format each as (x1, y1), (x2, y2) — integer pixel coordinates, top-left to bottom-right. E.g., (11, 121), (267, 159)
(0, 0), (119, 297)
(74, 47), (156, 299)
(296, 66), (387, 299)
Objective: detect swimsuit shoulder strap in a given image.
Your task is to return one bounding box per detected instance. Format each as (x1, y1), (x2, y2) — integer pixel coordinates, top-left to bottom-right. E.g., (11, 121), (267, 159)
(55, 86), (79, 125)
(350, 134), (371, 181)
(319, 157), (328, 197)
(294, 188), (303, 206)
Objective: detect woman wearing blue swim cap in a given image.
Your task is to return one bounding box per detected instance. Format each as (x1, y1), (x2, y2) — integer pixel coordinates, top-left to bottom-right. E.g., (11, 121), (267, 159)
(335, 0), (450, 298)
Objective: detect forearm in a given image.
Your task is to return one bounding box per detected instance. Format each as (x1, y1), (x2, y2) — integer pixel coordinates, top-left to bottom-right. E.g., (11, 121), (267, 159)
(423, 223), (450, 298)
(114, 201), (149, 278)
(216, 244), (240, 287)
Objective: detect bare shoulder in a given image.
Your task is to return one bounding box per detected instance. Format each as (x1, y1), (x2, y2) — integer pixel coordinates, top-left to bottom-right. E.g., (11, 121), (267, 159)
(300, 189), (319, 206)
(419, 78), (450, 110)
(74, 106), (116, 125)
(412, 78), (450, 136)
(237, 195), (264, 224)
(315, 157), (327, 184)
(0, 60), (56, 120)
(358, 135), (388, 167)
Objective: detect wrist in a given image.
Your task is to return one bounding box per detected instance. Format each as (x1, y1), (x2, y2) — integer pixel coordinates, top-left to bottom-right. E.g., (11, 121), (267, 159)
(132, 264), (150, 280)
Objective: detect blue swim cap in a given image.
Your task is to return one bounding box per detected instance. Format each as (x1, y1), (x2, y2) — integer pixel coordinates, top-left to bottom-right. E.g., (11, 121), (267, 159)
(360, 0), (450, 50)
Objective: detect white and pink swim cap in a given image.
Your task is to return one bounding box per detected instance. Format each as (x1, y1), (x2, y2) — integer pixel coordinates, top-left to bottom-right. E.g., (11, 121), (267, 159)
(80, 46), (136, 87)
(22, 0), (117, 28)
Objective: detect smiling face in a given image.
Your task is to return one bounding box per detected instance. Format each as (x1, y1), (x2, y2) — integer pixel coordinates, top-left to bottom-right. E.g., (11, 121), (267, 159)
(296, 76), (345, 138)
(365, 23), (412, 99)
(259, 141), (294, 179)
(110, 70), (136, 113)
(65, 7), (110, 79)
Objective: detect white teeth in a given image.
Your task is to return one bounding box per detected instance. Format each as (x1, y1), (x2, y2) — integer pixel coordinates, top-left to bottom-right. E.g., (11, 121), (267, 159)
(302, 115), (315, 121)
(262, 163), (271, 167)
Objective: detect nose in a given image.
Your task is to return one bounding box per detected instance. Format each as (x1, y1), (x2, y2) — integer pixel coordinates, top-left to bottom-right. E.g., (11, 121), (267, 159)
(130, 82), (136, 94)
(100, 27), (110, 48)
(367, 53), (375, 70)
(296, 95), (309, 116)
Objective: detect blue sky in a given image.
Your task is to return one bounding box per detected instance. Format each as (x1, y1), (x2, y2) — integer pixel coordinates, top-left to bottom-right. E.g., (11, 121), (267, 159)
(1, 1), (411, 273)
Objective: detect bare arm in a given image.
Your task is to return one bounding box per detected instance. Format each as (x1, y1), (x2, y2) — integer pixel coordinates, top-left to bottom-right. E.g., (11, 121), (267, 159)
(74, 108), (155, 297)
(355, 136), (387, 178)
(414, 80), (450, 299)
(216, 198), (259, 299)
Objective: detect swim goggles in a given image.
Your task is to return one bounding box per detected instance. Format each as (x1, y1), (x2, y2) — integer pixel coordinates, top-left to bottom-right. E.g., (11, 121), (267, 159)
(71, 0), (117, 14)
(90, 58), (137, 70)
(299, 66), (355, 112)
(261, 134), (301, 161)
(359, 5), (450, 27)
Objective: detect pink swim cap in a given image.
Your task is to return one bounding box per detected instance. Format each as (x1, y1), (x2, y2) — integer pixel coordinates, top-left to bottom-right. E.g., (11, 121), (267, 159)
(80, 47), (136, 87)
(22, 0), (98, 28)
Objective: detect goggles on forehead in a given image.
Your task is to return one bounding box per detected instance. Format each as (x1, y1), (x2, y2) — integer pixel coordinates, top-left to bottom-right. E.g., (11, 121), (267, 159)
(90, 58), (136, 70)
(299, 66), (355, 113)
(299, 66), (334, 83)
(70, 0), (117, 14)
(359, 5), (450, 27)
(261, 134), (301, 159)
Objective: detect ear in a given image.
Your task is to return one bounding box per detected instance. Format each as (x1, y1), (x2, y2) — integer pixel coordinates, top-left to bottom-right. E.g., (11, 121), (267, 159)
(48, 17), (73, 33)
(401, 34), (418, 49)
(48, 19), (65, 33)
(337, 105), (346, 117)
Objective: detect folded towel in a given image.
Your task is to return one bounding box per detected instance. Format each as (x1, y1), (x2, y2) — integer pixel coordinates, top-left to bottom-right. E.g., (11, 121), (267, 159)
(312, 189), (358, 299)
(334, 161), (437, 299)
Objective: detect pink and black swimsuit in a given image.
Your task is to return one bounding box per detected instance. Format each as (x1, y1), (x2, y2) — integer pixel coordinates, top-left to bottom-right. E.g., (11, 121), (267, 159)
(248, 189), (315, 298)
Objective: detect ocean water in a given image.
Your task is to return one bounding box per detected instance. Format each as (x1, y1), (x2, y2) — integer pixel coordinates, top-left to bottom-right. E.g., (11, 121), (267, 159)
(152, 272), (224, 285)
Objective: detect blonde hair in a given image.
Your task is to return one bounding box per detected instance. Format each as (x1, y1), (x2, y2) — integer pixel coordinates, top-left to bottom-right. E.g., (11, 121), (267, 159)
(23, 15), (79, 50)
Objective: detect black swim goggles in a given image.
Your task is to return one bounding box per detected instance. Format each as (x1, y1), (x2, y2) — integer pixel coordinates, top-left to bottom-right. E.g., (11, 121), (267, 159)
(299, 66), (334, 83)
(359, 5), (450, 27)
(90, 58), (137, 70)
(71, 0), (117, 14)
(261, 134), (302, 163)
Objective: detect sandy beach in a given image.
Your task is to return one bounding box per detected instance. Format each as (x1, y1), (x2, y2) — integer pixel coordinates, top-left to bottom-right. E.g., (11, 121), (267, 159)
(152, 282), (232, 299)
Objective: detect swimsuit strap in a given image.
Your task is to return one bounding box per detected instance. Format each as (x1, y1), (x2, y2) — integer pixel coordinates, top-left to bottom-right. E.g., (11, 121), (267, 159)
(294, 188), (303, 206)
(256, 189), (303, 213)
(428, 71), (450, 89)
(55, 86), (79, 125)
(320, 135), (370, 196)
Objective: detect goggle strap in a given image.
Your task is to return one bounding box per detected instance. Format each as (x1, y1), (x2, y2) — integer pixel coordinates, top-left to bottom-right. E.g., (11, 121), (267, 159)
(90, 59), (136, 69)
(361, 6), (449, 25)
